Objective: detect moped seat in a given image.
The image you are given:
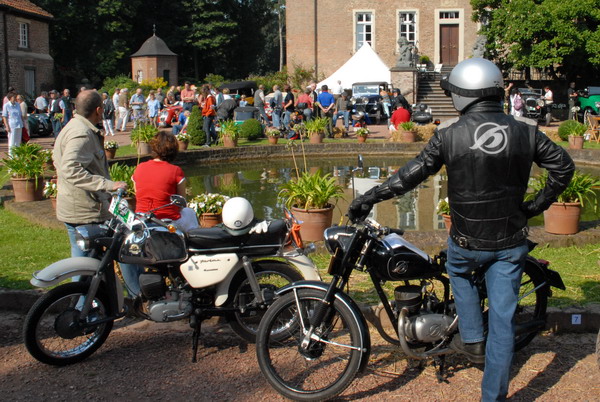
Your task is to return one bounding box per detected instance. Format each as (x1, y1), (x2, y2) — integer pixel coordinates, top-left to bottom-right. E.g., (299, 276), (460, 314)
(186, 219), (287, 255)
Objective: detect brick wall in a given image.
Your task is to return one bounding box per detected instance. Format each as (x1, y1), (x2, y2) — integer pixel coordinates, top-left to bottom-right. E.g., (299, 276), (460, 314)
(287, 0), (478, 81)
(131, 56), (178, 86)
(2, 13), (53, 96)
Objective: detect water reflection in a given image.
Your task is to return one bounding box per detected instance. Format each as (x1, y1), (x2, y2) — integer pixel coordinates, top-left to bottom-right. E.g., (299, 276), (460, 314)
(183, 157), (599, 232)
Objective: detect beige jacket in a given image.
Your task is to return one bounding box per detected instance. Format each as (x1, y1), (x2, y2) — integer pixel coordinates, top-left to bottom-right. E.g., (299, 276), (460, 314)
(53, 114), (116, 224)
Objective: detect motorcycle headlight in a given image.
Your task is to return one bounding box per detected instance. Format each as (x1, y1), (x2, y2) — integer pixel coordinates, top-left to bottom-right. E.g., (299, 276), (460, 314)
(595, 102), (600, 109)
(75, 224), (108, 252)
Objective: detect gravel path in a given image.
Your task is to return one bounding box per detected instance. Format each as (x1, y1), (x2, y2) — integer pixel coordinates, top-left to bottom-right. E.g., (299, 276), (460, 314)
(1, 312), (598, 401)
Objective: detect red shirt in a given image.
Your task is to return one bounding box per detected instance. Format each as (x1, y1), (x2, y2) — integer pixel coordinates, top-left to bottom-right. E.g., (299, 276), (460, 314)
(390, 108), (411, 128)
(180, 88), (195, 103)
(296, 93), (313, 108)
(132, 160), (185, 220)
(202, 94), (216, 116)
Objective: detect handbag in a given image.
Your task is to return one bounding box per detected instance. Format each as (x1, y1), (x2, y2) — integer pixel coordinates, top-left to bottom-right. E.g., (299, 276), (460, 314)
(22, 126), (30, 143)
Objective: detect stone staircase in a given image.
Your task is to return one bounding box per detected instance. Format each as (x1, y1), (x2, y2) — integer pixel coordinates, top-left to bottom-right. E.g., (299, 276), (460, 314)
(416, 66), (458, 122)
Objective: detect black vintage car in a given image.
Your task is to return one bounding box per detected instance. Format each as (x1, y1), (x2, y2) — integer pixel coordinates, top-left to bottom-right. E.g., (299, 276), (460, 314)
(351, 81), (390, 124)
(519, 87), (552, 126)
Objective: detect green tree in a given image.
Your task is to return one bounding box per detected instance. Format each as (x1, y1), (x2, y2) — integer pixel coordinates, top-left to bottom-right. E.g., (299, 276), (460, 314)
(471, 0), (600, 79)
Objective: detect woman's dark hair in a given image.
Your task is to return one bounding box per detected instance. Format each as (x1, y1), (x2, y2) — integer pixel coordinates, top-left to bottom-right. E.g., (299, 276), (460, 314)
(151, 130), (179, 162)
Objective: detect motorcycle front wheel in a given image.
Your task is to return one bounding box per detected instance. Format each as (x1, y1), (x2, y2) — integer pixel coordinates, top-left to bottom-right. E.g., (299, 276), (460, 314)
(227, 261), (303, 343)
(23, 282), (113, 366)
(256, 288), (363, 401)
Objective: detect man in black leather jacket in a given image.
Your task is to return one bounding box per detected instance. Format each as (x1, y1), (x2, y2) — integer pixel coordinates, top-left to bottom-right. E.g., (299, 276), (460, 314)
(348, 58), (574, 402)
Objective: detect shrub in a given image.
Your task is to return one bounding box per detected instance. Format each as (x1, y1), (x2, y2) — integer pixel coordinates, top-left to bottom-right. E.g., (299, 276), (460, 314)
(557, 120), (587, 141)
(239, 119), (263, 140)
(204, 74), (225, 88)
(187, 106), (206, 146)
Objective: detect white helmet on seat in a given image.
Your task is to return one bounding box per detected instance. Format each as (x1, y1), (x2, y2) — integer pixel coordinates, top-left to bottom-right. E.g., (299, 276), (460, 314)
(440, 58), (504, 112)
(222, 197), (254, 230)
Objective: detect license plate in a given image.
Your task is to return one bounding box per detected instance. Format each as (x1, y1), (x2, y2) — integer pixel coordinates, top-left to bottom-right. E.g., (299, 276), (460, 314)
(109, 196), (135, 229)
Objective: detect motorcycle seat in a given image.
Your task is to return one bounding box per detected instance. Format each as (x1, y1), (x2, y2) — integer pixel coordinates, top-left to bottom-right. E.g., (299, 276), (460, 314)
(186, 219), (287, 255)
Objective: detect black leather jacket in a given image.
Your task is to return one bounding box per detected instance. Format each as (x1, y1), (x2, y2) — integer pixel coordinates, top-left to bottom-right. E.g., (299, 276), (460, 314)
(359, 101), (575, 250)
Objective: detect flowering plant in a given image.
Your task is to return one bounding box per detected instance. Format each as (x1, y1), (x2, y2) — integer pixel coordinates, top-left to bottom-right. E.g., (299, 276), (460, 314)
(265, 127), (280, 137)
(104, 140), (119, 150)
(355, 127), (370, 138)
(436, 197), (450, 215)
(175, 132), (191, 142)
(43, 181), (57, 198)
(189, 193), (231, 215)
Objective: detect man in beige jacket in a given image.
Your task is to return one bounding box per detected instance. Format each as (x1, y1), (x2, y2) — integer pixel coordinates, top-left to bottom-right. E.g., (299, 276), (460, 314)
(53, 90), (126, 257)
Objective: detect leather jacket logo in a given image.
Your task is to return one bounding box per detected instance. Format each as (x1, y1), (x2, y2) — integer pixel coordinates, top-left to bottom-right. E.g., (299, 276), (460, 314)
(470, 122), (509, 155)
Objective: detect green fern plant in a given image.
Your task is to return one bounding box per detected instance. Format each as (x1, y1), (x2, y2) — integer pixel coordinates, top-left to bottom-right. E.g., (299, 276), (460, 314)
(218, 120), (240, 141)
(557, 120), (587, 141)
(109, 163), (136, 196)
(1, 143), (50, 179)
(527, 170), (600, 209)
(130, 124), (158, 145)
(278, 170), (344, 210)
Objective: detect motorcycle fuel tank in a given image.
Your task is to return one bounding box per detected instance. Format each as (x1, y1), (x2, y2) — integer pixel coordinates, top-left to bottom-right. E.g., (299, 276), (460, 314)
(180, 253), (240, 288)
(370, 233), (438, 281)
(119, 225), (187, 265)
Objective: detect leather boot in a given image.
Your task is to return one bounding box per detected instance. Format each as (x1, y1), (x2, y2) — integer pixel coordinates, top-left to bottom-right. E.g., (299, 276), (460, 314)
(451, 334), (485, 364)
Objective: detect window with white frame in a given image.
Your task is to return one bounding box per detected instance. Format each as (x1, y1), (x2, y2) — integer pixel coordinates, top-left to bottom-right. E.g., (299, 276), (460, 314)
(439, 11), (459, 20)
(19, 22), (29, 48)
(355, 12), (373, 51)
(399, 12), (417, 46)
(136, 70), (143, 83)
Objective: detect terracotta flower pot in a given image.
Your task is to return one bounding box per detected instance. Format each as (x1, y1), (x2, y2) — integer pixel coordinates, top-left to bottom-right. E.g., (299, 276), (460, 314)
(178, 140), (189, 151)
(200, 212), (222, 228)
(543, 202), (581, 235)
(222, 136), (237, 148)
(105, 148), (117, 160)
(402, 130), (416, 143)
(442, 213), (452, 233)
(568, 135), (584, 150)
(357, 135), (367, 143)
(11, 177), (44, 202)
(309, 133), (323, 144)
(291, 205), (334, 241)
(268, 136), (279, 145)
(137, 142), (152, 155)
(50, 197), (57, 210)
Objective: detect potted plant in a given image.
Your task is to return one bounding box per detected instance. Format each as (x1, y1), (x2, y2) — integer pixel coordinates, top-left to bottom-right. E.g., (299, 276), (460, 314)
(304, 117), (328, 144)
(218, 120), (240, 148)
(2, 143), (50, 202)
(130, 124), (158, 155)
(436, 197), (451, 233)
(558, 119), (587, 149)
(104, 140), (119, 159)
(527, 170), (600, 234)
(266, 127), (281, 145)
(109, 163), (137, 210)
(43, 180), (58, 209)
(175, 132), (191, 151)
(355, 127), (370, 143)
(399, 121), (417, 143)
(189, 193), (231, 227)
(279, 170), (344, 241)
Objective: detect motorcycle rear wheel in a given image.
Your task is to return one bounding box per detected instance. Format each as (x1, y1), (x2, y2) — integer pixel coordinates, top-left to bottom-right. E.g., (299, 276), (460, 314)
(23, 282), (113, 366)
(227, 261), (303, 343)
(256, 288), (363, 401)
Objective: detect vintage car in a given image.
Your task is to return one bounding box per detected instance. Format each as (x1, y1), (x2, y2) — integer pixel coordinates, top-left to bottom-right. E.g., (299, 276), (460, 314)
(219, 80), (257, 105)
(577, 86), (600, 121)
(157, 102), (183, 127)
(351, 81), (390, 124)
(519, 87), (552, 126)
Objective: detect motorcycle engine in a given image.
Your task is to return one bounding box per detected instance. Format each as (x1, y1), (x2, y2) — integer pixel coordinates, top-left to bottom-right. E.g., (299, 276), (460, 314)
(400, 313), (455, 343)
(145, 287), (193, 322)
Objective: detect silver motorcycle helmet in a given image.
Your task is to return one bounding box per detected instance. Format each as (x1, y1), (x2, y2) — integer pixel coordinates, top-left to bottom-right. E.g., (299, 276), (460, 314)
(440, 58), (504, 112)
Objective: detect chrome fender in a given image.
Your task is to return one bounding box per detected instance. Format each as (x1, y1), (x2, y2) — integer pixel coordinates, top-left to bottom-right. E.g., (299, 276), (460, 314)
(31, 257), (124, 312)
(275, 280), (372, 373)
(213, 254), (321, 307)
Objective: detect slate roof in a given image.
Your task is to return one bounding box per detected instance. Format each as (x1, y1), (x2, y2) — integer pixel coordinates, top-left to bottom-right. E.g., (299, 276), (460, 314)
(0, 0), (53, 19)
(131, 34), (177, 57)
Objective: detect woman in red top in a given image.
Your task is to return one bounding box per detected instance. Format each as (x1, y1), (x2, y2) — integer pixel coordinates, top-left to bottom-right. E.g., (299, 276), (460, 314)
(201, 86), (217, 146)
(132, 130), (198, 231)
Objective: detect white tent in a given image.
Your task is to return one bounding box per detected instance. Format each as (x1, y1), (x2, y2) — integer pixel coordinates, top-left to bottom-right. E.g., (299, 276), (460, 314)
(317, 43), (391, 91)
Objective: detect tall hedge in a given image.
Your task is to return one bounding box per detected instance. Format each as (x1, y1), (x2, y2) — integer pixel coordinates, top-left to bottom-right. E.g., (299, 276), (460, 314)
(187, 106), (206, 146)
(239, 119), (263, 140)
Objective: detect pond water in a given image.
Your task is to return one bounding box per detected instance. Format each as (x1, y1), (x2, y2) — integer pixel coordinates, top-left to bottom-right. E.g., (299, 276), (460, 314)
(183, 156), (600, 232)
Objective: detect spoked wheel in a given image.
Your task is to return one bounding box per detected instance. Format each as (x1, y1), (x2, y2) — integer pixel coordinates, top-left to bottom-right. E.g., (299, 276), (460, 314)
(227, 261), (303, 343)
(256, 288), (364, 401)
(480, 259), (549, 352)
(596, 329), (600, 368)
(23, 282), (113, 366)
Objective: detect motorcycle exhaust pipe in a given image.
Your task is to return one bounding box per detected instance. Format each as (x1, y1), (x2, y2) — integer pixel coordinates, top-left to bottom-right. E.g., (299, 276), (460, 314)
(515, 319), (545, 336)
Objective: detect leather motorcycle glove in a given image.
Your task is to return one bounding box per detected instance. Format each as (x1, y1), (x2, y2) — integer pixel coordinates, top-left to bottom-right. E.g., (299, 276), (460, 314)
(347, 194), (375, 223)
(521, 200), (538, 219)
(249, 220), (270, 234)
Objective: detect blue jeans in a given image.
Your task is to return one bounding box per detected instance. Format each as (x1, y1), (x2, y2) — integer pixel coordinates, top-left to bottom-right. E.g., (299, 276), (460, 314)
(282, 110), (292, 129)
(65, 223), (142, 297)
(446, 238), (527, 402)
(52, 118), (62, 137)
(333, 110), (350, 129)
(272, 108), (282, 128)
(203, 115), (217, 145)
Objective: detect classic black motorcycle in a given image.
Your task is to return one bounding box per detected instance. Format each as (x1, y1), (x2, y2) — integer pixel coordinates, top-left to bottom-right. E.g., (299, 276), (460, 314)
(256, 161), (564, 400)
(23, 190), (320, 366)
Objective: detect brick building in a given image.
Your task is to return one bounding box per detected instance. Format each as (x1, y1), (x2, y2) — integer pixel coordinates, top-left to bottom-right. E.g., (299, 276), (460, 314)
(130, 34), (178, 86)
(0, 0), (53, 97)
(286, 0), (480, 80)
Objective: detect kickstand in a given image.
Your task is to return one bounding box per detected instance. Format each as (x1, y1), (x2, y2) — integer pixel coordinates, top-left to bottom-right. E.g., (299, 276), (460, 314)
(433, 355), (449, 383)
(191, 316), (202, 363)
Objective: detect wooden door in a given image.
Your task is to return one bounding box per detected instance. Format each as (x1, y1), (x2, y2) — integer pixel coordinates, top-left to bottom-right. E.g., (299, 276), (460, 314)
(440, 24), (459, 65)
